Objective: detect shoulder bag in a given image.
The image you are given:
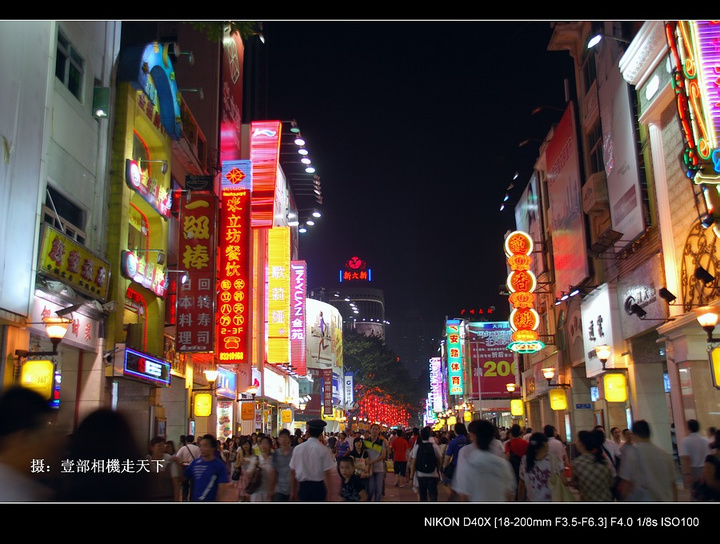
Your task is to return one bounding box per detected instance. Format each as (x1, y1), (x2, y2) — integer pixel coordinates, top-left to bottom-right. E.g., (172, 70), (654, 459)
(549, 456), (576, 501)
(244, 457), (263, 494)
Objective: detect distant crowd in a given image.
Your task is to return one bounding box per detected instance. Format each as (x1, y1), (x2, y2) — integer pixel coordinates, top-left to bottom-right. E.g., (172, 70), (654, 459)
(1, 386), (718, 502)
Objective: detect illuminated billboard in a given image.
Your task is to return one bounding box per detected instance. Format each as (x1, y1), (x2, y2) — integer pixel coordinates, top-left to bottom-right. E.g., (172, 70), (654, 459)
(267, 227), (291, 363)
(446, 319), (464, 395)
(217, 160), (251, 363)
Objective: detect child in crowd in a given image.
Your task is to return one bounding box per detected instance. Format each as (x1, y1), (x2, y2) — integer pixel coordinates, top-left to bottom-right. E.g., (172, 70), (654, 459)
(338, 457), (368, 502)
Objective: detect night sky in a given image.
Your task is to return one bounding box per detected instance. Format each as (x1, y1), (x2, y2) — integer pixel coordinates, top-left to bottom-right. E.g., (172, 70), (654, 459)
(263, 20), (575, 324)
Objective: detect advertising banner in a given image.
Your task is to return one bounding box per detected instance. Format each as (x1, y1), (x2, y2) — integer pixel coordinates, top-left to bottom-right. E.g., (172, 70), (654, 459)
(546, 105), (589, 297)
(290, 261), (307, 375)
(267, 227), (291, 364)
(467, 322), (516, 399)
(217, 160), (251, 363)
(176, 192), (216, 352)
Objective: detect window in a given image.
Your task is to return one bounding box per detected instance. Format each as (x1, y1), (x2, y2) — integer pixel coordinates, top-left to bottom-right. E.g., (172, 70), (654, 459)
(55, 31), (84, 100)
(43, 186), (87, 244)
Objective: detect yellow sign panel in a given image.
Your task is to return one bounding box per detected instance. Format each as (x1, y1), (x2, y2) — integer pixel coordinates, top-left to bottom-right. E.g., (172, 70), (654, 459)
(281, 409), (293, 423)
(549, 388), (567, 411)
(603, 373), (628, 403)
(510, 399), (524, 416)
(20, 360), (54, 400)
(193, 392), (213, 417)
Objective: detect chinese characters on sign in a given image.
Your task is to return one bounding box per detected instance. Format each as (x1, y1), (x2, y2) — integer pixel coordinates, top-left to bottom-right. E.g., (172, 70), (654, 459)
(446, 319), (464, 395)
(504, 230), (544, 354)
(217, 160), (251, 363)
(267, 227), (291, 364)
(176, 193), (217, 352)
(290, 261), (307, 375)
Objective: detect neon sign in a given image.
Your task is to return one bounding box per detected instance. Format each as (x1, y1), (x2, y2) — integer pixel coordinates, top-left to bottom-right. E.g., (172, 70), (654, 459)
(446, 319), (464, 395)
(504, 230), (544, 354)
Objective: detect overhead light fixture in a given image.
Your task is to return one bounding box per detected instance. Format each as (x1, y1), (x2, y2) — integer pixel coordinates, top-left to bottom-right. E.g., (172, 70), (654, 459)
(587, 33), (630, 49)
(167, 269), (189, 284)
(140, 160), (168, 174)
(133, 248), (167, 265)
(312, 210), (321, 218)
(658, 287), (677, 304)
(506, 383), (517, 393)
(15, 316), (72, 358)
(595, 344), (611, 370)
(92, 87), (110, 118)
(701, 213), (716, 229)
(695, 265), (715, 285)
(172, 43), (195, 65)
(628, 303), (647, 319)
(178, 87), (204, 100)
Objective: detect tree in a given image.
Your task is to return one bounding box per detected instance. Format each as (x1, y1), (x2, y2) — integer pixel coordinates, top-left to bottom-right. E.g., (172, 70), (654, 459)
(188, 21), (262, 43)
(343, 328), (425, 419)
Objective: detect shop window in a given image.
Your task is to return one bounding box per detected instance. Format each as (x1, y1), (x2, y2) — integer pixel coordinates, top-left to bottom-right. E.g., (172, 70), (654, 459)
(43, 186), (87, 244)
(56, 30), (84, 100)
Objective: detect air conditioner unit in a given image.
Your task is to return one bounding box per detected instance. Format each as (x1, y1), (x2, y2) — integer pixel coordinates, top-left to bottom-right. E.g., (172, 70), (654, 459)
(582, 171), (609, 216)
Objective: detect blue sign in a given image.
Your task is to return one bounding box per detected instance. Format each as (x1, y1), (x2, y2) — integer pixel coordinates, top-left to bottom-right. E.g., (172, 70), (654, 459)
(124, 348), (171, 386)
(216, 366), (238, 399)
(575, 403), (592, 410)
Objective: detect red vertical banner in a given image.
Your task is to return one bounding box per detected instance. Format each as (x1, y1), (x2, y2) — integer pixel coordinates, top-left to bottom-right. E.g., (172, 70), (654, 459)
(217, 160), (252, 363)
(290, 261), (307, 375)
(176, 193), (217, 352)
(249, 120), (281, 228)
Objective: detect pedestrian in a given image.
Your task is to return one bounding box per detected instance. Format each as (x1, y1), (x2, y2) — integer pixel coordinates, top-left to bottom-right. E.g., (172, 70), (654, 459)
(617, 420), (678, 501)
(693, 429), (720, 501)
(504, 424), (528, 498)
(452, 419), (516, 501)
(236, 438), (253, 501)
(442, 422), (468, 499)
(569, 430), (614, 501)
(390, 428), (410, 488)
(544, 424), (569, 469)
(247, 435), (274, 501)
(680, 419), (711, 495)
(338, 457), (368, 501)
(0, 386), (63, 501)
(146, 436), (182, 501)
(409, 426), (442, 501)
(175, 434), (201, 501)
(363, 423), (388, 502)
(165, 440), (176, 456)
(517, 432), (562, 501)
(269, 428), (293, 501)
(348, 436), (371, 491)
(184, 434), (230, 502)
(289, 419), (336, 501)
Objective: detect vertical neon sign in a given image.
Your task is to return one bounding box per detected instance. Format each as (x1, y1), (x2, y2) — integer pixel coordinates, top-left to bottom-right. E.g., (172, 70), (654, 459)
(505, 230), (544, 354)
(290, 261), (307, 375)
(446, 319), (464, 395)
(217, 160), (251, 362)
(267, 227), (291, 363)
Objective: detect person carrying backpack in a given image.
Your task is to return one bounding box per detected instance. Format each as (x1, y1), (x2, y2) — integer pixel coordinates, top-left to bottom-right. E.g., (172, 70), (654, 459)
(409, 426), (443, 501)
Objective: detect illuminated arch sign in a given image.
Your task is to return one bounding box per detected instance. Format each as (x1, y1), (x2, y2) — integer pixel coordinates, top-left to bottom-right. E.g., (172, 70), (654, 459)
(504, 231), (544, 354)
(118, 42), (182, 140)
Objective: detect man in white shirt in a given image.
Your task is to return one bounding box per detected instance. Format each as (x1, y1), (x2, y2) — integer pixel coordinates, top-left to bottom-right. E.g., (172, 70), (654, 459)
(680, 419), (711, 491)
(544, 424), (568, 468)
(617, 420), (677, 501)
(176, 435), (201, 501)
(289, 419), (336, 501)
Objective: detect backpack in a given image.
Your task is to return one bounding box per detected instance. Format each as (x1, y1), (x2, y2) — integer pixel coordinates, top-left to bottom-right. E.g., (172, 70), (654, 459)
(415, 441), (437, 474)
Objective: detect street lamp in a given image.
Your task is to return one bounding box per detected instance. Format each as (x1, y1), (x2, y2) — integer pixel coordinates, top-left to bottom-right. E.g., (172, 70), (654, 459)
(15, 316), (72, 358)
(694, 306), (720, 389)
(594, 344), (611, 370)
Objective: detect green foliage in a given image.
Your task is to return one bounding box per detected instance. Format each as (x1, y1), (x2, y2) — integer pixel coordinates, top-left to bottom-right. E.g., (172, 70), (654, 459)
(187, 22), (260, 43)
(343, 329), (424, 412)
